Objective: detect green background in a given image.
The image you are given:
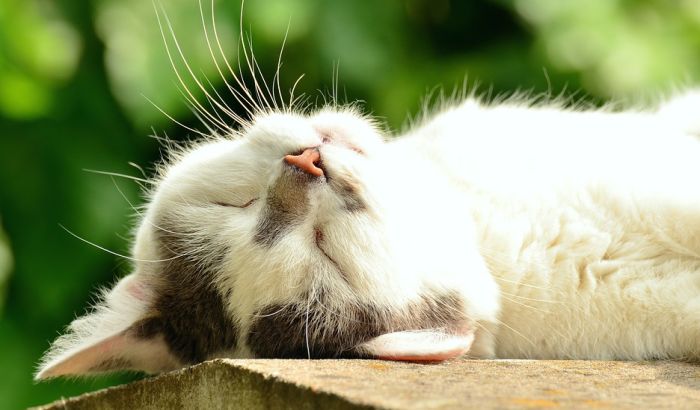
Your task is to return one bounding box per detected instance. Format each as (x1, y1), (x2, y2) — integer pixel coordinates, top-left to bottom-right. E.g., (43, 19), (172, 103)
(1, 0), (698, 408)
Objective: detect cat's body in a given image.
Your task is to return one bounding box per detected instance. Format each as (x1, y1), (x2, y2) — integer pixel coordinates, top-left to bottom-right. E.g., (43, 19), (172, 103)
(36, 90), (700, 378)
(420, 98), (700, 359)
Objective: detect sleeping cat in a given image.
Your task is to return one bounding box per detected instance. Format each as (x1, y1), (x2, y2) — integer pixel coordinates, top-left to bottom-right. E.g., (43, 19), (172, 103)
(34, 83), (700, 378)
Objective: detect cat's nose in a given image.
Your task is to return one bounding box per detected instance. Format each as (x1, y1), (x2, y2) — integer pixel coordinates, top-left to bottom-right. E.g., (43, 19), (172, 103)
(284, 148), (324, 177)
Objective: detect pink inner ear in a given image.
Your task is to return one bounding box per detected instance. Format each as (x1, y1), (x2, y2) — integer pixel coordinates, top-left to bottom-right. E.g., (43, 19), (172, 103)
(36, 328), (180, 380)
(36, 332), (127, 379)
(122, 275), (152, 302)
(357, 330), (475, 362)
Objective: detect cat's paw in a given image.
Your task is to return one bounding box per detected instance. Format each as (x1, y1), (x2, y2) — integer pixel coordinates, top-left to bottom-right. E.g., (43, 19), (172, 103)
(356, 330), (474, 362)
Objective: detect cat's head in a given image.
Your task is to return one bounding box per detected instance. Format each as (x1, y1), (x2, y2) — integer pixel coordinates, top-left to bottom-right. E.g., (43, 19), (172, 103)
(36, 107), (499, 379)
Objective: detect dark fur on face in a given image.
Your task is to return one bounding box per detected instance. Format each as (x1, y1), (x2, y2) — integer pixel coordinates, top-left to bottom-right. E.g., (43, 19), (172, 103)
(140, 216), (239, 364)
(331, 177), (367, 212)
(255, 163), (368, 248)
(247, 288), (468, 358)
(254, 166), (314, 247)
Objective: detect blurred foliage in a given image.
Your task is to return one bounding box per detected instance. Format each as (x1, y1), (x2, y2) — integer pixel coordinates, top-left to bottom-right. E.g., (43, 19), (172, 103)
(0, 0), (81, 118)
(507, 0), (700, 98)
(0, 0), (697, 408)
(0, 217), (11, 314)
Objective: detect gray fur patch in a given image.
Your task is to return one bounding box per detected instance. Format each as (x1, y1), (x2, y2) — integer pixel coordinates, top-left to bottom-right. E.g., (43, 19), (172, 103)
(142, 217), (239, 364)
(247, 288), (467, 358)
(331, 177), (367, 212)
(254, 167), (314, 247)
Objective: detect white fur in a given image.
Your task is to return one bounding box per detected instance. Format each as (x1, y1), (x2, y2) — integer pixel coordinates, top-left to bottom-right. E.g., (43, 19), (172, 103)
(413, 94), (700, 359)
(37, 91), (700, 378)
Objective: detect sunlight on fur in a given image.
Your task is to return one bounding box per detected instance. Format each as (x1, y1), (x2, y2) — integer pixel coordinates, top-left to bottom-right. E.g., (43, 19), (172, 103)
(36, 0), (700, 379)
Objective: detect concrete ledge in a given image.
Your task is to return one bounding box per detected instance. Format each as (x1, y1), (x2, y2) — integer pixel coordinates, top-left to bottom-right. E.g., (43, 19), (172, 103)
(35, 359), (700, 409)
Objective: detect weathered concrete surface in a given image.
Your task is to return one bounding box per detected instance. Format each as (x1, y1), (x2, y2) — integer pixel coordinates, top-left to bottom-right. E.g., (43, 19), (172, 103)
(35, 359), (700, 409)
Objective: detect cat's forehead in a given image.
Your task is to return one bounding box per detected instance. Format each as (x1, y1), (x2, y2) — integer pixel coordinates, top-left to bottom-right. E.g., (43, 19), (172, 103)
(159, 109), (379, 190)
(246, 109), (380, 146)
(248, 108), (372, 130)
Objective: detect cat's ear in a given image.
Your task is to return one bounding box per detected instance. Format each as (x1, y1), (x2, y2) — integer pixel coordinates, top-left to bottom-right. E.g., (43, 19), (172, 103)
(355, 330), (474, 362)
(35, 274), (181, 380)
(34, 321), (178, 379)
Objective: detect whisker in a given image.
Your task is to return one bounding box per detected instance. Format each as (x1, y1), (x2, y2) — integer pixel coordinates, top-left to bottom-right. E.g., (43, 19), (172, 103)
(298, 95), (314, 114)
(201, 72), (250, 128)
(241, 32), (270, 111)
(332, 61), (340, 108)
(494, 318), (536, 348)
(160, 5), (241, 126)
(499, 294), (551, 315)
(59, 224), (183, 263)
(477, 247), (553, 291)
(211, 0), (261, 115)
(236, 42), (261, 111)
(492, 276), (549, 291)
(274, 17), (292, 111)
(500, 291), (560, 304)
(236, 2), (272, 111)
(472, 321), (497, 342)
(142, 94), (210, 138)
(317, 87), (328, 107)
(150, 129), (184, 157)
(252, 305), (288, 318)
(128, 162), (148, 179)
(305, 283), (314, 359)
(199, 74), (231, 128)
(200, 0), (257, 123)
(153, 2), (230, 132)
(184, 97), (220, 136)
(115, 232), (132, 243)
(289, 73), (306, 110)
(246, 34), (276, 110)
(82, 169), (151, 186)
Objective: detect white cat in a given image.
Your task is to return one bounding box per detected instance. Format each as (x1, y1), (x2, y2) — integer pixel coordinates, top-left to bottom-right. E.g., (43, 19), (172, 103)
(34, 83), (700, 379)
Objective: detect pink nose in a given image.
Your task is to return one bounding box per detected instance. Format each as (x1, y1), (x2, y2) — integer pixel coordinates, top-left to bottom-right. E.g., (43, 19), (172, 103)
(284, 148), (324, 177)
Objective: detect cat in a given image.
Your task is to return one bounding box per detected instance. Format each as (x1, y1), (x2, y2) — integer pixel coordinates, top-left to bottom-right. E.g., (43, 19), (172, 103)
(34, 7), (700, 379)
(34, 84), (700, 379)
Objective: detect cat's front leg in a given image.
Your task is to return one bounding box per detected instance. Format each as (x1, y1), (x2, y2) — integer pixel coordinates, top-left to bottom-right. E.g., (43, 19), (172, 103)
(467, 322), (498, 358)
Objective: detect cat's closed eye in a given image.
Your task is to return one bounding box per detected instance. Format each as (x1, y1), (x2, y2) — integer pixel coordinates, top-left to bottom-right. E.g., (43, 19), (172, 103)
(213, 198), (258, 208)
